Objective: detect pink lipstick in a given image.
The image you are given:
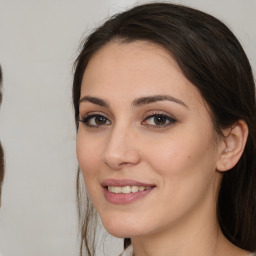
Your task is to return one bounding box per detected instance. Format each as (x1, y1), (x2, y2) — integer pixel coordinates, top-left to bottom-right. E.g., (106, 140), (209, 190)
(102, 179), (156, 204)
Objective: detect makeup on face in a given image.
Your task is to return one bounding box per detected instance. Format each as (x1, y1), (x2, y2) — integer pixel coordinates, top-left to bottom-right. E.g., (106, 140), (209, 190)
(76, 41), (222, 239)
(101, 179), (156, 204)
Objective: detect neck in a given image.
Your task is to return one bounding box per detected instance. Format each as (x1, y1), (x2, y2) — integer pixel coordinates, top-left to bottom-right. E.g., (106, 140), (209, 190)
(131, 192), (246, 256)
(132, 207), (221, 256)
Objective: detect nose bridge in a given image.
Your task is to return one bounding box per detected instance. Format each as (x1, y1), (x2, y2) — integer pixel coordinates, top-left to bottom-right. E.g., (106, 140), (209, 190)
(103, 121), (140, 169)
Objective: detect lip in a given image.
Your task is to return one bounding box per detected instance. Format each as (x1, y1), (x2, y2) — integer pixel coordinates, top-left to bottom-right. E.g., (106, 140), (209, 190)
(102, 179), (156, 205)
(101, 179), (156, 187)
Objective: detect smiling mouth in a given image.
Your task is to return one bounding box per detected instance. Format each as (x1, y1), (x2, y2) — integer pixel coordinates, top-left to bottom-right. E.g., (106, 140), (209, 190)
(102, 180), (156, 204)
(107, 185), (152, 194)
(102, 179), (156, 203)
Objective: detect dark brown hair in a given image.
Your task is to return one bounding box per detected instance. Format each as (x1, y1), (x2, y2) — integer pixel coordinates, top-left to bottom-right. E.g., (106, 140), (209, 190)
(72, 3), (256, 255)
(0, 65), (4, 204)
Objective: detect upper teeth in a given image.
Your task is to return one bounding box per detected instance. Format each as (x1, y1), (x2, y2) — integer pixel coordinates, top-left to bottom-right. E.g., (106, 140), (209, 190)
(108, 186), (150, 194)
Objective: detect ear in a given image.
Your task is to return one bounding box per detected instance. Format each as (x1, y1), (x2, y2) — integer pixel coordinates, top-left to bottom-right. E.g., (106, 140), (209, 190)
(216, 120), (248, 172)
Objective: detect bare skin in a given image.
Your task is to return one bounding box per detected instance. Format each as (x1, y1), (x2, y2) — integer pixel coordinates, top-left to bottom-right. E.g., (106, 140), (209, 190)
(77, 41), (249, 256)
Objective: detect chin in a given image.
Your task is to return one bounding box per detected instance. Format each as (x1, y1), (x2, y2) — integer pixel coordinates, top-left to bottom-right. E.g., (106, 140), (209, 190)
(100, 212), (146, 238)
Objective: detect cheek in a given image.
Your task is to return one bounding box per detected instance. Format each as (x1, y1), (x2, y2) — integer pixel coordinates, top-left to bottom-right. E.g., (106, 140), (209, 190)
(76, 130), (102, 180)
(141, 133), (218, 221)
(143, 129), (217, 183)
(76, 131), (104, 207)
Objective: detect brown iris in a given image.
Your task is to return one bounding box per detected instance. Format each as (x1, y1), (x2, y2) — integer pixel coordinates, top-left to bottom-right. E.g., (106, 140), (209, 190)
(95, 116), (108, 125)
(154, 115), (167, 125)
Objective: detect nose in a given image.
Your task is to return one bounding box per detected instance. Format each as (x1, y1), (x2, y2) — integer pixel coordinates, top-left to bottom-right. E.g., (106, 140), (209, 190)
(103, 125), (141, 170)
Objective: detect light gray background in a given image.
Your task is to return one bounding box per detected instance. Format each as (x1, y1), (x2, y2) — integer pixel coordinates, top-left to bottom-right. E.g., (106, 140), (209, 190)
(0, 0), (255, 256)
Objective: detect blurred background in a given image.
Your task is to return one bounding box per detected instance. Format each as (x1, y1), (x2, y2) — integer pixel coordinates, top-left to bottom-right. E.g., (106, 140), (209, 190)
(0, 0), (255, 255)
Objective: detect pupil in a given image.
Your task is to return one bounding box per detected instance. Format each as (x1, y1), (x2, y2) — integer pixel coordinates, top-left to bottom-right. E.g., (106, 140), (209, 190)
(154, 116), (166, 125)
(95, 116), (106, 125)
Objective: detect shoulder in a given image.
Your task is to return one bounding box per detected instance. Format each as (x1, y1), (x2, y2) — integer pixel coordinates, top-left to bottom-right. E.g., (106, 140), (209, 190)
(120, 245), (133, 256)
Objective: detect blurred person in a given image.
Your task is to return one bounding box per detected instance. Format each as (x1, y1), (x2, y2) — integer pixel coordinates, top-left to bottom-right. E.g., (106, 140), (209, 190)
(0, 65), (4, 207)
(0, 65), (5, 256)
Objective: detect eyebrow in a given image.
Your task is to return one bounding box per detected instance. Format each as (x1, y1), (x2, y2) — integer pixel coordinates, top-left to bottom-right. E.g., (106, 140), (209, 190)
(79, 94), (188, 108)
(132, 95), (188, 108)
(79, 96), (109, 107)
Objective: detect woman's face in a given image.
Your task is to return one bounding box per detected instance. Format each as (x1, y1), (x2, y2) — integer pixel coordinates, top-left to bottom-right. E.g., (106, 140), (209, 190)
(77, 41), (223, 239)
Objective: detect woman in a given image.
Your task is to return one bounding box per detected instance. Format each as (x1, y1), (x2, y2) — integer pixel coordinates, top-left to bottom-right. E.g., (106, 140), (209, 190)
(0, 65), (4, 207)
(0, 66), (5, 256)
(72, 3), (256, 256)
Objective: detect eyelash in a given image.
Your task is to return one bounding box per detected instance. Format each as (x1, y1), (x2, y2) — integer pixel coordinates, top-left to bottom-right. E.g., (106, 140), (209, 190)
(79, 112), (177, 129)
(79, 114), (111, 128)
(142, 112), (177, 128)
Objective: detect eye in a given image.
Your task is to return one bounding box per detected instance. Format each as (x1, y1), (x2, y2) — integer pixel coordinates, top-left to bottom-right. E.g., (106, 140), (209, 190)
(79, 114), (111, 127)
(142, 113), (177, 127)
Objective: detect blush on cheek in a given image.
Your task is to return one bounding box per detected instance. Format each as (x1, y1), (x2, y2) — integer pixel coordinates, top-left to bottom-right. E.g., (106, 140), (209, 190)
(76, 136), (97, 166)
(149, 148), (185, 176)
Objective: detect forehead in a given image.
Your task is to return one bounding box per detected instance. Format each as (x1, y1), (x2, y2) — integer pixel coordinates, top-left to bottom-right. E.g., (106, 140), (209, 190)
(81, 40), (206, 108)
(83, 40), (179, 82)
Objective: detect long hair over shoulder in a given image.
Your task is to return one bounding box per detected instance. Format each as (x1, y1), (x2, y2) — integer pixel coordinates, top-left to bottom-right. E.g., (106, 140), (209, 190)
(72, 3), (256, 255)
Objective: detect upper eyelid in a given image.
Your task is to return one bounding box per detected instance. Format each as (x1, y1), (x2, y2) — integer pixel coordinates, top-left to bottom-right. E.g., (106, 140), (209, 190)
(79, 111), (110, 119)
(143, 114), (177, 123)
(142, 110), (176, 120)
(143, 115), (176, 123)
(79, 110), (177, 123)
(79, 113), (111, 123)
(79, 114), (111, 128)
